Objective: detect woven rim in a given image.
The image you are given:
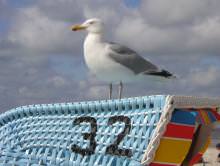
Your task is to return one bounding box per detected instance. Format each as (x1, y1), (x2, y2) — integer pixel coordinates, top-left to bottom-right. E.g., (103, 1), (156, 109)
(172, 95), (220, 108)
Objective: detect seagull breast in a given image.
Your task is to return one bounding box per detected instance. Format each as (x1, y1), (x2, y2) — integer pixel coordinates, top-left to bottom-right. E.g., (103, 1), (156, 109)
(83, 33), (135, 83)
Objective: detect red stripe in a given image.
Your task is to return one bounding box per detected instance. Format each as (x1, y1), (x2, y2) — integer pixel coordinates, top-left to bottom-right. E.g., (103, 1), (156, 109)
(163, 123), (195, 139)
(149, 163), (177, 166)
(210, 108), (220, 121)
(188, 153), (203, 166)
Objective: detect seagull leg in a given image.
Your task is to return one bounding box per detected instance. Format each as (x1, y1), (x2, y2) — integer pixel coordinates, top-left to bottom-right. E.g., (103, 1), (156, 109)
(109, 83), (112, 99)
(118, 81), (123, 99)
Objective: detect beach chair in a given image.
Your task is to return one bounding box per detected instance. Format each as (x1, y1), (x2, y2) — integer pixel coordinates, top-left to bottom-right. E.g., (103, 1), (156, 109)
(0, 95), (219, 165)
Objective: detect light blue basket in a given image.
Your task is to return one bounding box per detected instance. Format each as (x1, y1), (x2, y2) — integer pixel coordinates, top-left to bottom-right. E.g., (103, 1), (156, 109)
(0, 95), (167, 166)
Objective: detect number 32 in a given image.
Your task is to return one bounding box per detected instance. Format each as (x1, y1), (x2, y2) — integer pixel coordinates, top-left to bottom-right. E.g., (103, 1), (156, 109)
(71, 116), (132, 157)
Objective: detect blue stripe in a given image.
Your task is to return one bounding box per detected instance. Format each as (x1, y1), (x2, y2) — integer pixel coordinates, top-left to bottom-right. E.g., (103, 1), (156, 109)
(171, 109), (197, 125)
(207, 111), (217, 122)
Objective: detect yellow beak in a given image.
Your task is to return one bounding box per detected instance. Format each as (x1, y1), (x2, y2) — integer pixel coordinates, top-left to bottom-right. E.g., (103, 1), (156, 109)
(71, 24), (87, 31)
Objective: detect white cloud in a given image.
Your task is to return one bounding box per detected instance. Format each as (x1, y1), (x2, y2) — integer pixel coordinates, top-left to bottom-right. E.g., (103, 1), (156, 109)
(47, 76), (69, 88)
(190, 17), (220, 54)
(114, 17), (187, 54)
(188, 67), (220, 87)
(1, 0), (220, 111)
(8, 7), (82, 55)
(114, 0), (220, 55)
(4, 0), (220, 56)
(141, 0), (218, 27)
(87, 85), (106, 99)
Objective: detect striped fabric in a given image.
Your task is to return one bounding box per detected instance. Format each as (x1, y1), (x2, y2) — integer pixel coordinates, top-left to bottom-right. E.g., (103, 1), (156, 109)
(188, 136), (211, 166)
(150, 107), (220, 166)
(196, 108), (220, 125)
(150, 109), (196, 166)
(187, 108), (218, 166)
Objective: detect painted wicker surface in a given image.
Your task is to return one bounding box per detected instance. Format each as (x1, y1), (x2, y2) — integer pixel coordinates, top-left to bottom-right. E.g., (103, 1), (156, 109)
(0, 95), (166, 166)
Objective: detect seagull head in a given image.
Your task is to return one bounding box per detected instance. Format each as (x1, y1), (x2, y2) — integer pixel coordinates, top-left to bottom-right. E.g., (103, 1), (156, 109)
(71, 18), (104, 34)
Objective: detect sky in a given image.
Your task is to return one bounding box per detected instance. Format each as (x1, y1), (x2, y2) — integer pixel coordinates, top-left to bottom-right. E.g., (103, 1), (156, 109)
(0, 0), (220, 112)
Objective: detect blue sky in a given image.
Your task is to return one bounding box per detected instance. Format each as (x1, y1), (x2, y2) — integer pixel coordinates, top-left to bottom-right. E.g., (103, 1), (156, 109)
(0, 0), (220, 112)
(124, 0), (141, 8)
(0, 20), (9, 35)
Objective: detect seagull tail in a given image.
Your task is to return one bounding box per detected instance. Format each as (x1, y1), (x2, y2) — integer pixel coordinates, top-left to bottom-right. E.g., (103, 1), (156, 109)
(144, 69), (177, 79)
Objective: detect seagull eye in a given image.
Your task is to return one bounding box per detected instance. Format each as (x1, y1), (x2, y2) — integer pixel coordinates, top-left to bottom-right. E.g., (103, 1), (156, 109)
(89, 21), (95, 25)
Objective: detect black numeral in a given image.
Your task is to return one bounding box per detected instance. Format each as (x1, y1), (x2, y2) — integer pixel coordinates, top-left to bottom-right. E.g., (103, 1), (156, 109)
(71, 116), (132, 158)
(105, 116), (132, 157)
(71, 116), (97, 156)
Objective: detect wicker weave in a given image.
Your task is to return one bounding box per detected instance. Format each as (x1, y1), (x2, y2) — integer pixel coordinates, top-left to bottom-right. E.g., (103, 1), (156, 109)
(0, 95), (166, 166)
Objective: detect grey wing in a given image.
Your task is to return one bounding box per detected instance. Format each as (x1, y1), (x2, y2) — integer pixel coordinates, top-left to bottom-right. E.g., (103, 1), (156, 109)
(108, 42), (159, 74)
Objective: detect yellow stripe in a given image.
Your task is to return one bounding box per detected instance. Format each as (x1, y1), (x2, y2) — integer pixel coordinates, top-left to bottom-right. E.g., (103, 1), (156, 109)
(152, 161), (178, 166)
(153, 138), (192, 164)
(200, 110), (211, 124)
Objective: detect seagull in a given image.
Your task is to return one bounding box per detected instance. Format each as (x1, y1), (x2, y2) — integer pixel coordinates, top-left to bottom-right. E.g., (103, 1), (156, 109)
(71, 18), (175, 99)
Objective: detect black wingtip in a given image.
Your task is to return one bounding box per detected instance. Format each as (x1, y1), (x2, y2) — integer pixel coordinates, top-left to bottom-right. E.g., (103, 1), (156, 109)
(144, 69), (176, 78)
(161, 70), (175, 78)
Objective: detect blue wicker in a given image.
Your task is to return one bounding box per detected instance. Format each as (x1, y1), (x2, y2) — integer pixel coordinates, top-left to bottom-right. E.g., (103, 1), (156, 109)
(0, 95), (166, 166)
